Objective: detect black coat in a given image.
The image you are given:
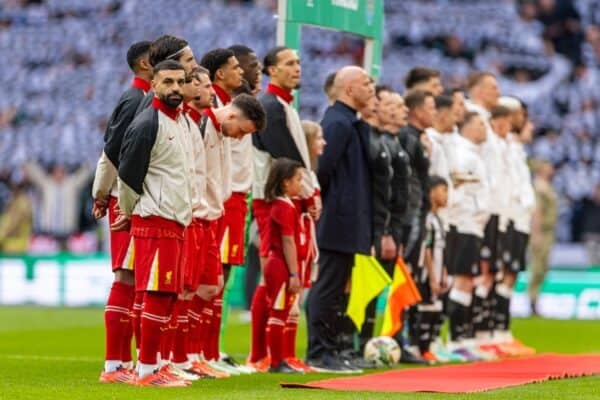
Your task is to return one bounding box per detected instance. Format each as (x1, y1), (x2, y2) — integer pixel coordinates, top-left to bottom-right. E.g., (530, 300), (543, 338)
(317, 101), (372, 255)
(399, 124), (430, 221)
(369, 127), (393, 240)
(383, 131), (410, 245)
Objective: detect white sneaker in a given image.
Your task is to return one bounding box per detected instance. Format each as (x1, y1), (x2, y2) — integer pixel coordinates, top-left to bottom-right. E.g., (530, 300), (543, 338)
(207, 360), (241, 376)
(165, 364), (201, 381)
(219, 353), (255, 374)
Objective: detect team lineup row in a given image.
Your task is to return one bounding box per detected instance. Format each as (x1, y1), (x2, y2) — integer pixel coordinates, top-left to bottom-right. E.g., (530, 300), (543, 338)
(90, 33), (556, 386)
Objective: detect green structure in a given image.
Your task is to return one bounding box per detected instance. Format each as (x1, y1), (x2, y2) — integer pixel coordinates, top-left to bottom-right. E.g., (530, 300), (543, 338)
(277, 0), (384, 79)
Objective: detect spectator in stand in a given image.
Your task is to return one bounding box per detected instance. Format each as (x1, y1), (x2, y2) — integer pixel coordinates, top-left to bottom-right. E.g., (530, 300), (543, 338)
(0, 179), (32, 254)
(528, 160), (559, 315)
(581, 183), (600, 266)
(24, 162), (91, 248)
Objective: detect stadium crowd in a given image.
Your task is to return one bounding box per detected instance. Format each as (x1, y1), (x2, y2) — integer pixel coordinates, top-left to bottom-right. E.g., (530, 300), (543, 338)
(1, 0), (600, 252)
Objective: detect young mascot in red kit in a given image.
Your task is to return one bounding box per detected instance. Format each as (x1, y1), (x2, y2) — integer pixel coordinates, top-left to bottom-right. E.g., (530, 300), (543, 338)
(262, 158), (306, 373)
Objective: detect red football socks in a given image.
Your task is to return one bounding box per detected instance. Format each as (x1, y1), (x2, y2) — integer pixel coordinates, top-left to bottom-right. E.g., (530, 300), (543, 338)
(249, 285), (269, 362)
(138, 292), (175, 365)
(104, 281), (134, 362)
(283, 313), (298, 359)
(171, 299), (190, 364)
(132, 291), (144, 354)
(266, 310), (288, 367)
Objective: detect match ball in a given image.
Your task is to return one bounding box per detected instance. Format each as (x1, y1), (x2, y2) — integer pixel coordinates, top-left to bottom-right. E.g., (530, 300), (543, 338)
(363, 336), (401, 366)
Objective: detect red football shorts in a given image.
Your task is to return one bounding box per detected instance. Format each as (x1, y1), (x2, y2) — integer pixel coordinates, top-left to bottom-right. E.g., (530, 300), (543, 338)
(217, 192), (248, 265)
(264, 254), (295, 312)
(130, 215), (185, 294)
(198, 219), (222, 286)
(252, 199), (271, 258)
(181, 219), (206, 291)
(108, 196), (134, 272)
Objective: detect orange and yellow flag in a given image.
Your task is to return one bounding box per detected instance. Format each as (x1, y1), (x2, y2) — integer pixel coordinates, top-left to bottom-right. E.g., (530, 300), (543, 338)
(380, 257), (422, 337)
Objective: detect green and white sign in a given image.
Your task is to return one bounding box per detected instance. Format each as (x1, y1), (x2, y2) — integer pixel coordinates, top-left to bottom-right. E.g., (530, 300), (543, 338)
(1, 255), (599, 320)
(277, 0), (384, 79)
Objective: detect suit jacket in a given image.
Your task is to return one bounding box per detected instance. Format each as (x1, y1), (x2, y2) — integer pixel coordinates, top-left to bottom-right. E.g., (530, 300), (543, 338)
(317, 101), (372, 255)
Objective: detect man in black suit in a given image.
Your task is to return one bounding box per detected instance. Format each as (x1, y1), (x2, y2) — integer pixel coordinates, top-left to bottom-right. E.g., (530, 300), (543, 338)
(306, 66), (374, 371)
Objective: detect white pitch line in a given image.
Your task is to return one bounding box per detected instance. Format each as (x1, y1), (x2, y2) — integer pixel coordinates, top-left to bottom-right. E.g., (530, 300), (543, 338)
(0, 354), (98, 362)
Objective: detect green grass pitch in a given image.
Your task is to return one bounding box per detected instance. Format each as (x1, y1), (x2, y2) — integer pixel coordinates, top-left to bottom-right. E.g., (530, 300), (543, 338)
(0, 307), (598, 399)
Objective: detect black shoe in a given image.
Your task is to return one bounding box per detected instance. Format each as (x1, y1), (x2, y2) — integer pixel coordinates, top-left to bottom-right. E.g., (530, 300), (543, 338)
(269, 359), (300, 374)
(400, 346), (431, 365)
(338, 349), (376, 370)
(306, 353), (357, 374)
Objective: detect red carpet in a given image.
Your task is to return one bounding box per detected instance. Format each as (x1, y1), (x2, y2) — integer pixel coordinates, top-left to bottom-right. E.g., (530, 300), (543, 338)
(281, 354), (600, 393)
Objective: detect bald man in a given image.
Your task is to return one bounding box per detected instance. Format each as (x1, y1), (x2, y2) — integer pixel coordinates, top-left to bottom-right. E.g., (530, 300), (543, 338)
(306, 66), (374, 372)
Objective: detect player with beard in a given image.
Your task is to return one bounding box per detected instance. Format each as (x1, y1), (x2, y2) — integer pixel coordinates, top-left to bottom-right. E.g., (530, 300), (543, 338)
(154, 67), (221, 380)
(135, 35), (199, 114)
(249, 46), (321, 373)
(121, 34), (198, 367)
(93, 40), (152, 384)
(115, 60), (193, 387)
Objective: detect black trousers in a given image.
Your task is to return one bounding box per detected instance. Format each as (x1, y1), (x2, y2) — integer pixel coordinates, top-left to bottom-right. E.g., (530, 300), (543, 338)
(244, 243), (260, 310)
(306, 249), (354, 360)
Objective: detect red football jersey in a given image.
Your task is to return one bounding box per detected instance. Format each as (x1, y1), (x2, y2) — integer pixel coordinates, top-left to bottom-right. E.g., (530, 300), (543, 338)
(268, 197), (307, 262)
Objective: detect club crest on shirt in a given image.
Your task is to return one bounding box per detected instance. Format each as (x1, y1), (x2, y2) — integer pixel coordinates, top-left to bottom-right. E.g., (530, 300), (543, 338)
(165, 271), (172, 285)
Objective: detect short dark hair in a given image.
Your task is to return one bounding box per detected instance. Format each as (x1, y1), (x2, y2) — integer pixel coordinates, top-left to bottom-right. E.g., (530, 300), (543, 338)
(263, 46), (288, 76)
(264, 157), (303, 202)
(149, 35), (188, 67)
(434, 95), (453, 110)
(228, 44), (255, 58)
(458, 111), (481, 131)
(153, 60), (185, 77)
(405, 67), (441, 89)
(467, 71), (495, 90)
(444, 87), (463, 97)
(404, 89), (433, 110)
(323, 71), (337, 96)
(200, 48), (235, 81)
(490, 105), (512, 119)
(428, 175), (448, 191)
(126, 40), (151, 71)
(232, 93), (266, 132)
(375, 84), (394, 99)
